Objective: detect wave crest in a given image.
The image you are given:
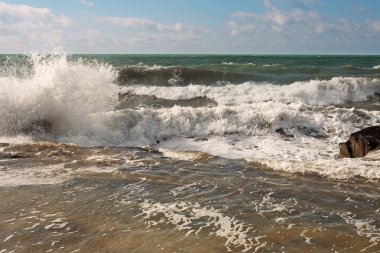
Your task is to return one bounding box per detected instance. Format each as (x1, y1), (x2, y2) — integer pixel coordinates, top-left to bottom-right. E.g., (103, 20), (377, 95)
(121, 77), (380, 106)
(116, 66), (264, 86)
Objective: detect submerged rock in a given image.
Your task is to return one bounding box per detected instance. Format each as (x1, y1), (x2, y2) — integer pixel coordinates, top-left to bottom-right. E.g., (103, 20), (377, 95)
(339, 126), (380, 158)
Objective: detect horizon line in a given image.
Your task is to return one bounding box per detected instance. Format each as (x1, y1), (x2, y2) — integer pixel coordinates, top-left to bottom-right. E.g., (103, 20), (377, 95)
(1, 53), (380, 56)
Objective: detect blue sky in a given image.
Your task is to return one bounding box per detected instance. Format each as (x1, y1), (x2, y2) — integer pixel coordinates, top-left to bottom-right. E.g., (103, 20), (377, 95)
(0, 0), (380, 54)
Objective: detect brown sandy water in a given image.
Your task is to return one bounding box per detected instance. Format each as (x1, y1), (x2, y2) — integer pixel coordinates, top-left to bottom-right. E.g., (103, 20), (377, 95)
(0, 142), (380, 253)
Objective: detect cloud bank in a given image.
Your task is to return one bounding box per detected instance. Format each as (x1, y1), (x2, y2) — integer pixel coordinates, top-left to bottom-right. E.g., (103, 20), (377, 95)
(0, 0), (379, 54)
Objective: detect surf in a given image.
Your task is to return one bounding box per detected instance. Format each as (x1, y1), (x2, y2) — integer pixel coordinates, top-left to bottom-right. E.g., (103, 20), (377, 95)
(1, 53), (380, 179)
(0, 53), (118, 140)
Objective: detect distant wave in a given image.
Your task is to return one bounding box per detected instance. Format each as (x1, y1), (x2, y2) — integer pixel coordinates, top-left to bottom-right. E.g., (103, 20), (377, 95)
(116, 66), (260, 86)
(222, 62), (255, 66)
(115, 62), (380, 86)
(121, 77), (380, 106)
(262, 63), (280, 67)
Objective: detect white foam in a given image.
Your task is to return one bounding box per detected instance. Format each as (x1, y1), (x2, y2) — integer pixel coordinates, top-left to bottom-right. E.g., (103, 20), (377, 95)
(0, 161), (119, 186)
(127, 102), (380, 179)
(121, 77), (380, 106)
(158, 135), (380, 180)
(222, 62), (255, 65)
(139, 200), (258, 252)
(3, 235), (14, 243)
(170, 182), (200, 196)
(83, 101), (380, 146)
(76, 166), (119, 174)
(372, 65), (380, 70)
(300, 230), (311, 244)
(0, 164), (73, 186)
(254, 192), (297, 215)
(256, 151), (380, 180)
(159, 148), (212, 161)
(339, 212), (380, 251)
(146, 65), (168, 70)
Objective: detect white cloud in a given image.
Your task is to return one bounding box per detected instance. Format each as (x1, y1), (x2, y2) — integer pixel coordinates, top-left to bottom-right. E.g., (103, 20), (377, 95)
(0, 1), (71, 52)
(233, 0), (319, 32)
(314, 23), (328, 33)
(105, 17), (153, 28)
(226, 0), (320, 35)
(220, 0), (380, 54)
(226, 21), (256, 35)
(0, 2), (70, 28)
(0, 1), (50, 18)
(0, 1), (206, 53)
(228, 0), (358, 35)
(0, 0), (376, 54)
(371, 21), (380, 32)
(78, 0), (94, 6)
(104, 16), (185, 32)
(97, 16), (211, 53)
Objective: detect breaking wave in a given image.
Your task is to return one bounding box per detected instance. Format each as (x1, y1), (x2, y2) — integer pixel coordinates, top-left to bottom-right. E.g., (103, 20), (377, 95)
(121, 77), (380, 106)
(116, 66), (260, 86)
(115, 63), (380, 86)
(1, 53), (380, 179)
(0, 53), (118, 138)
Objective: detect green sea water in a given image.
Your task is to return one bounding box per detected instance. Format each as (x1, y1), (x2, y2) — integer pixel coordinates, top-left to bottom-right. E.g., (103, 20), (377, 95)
(2, 54), (380, 84)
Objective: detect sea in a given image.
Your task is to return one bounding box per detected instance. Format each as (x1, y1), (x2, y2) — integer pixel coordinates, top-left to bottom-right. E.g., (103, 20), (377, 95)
(0, 53), (380, 252)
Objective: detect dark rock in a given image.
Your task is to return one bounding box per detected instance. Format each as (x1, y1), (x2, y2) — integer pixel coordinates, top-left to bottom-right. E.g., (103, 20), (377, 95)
(275, 128), (294, 138)
(194, 138), (208, 142)
(297, 126), (327, 139)
(339, 142), (351, 158)
(0, 153), (23, 159)
(117, 92), (217, 109)
(275, 127), (327, 139)
(339, 126), (380, 158)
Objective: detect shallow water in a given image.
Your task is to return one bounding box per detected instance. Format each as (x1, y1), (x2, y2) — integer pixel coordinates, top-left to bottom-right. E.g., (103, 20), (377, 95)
(0, 142), (380, 252)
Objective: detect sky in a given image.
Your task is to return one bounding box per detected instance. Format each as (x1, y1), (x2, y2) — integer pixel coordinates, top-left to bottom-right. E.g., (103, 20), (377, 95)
(0, 0), (380, 54)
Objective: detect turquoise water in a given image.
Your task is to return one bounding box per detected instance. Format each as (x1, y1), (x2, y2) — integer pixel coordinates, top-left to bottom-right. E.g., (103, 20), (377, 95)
(77, 54), (380, 84)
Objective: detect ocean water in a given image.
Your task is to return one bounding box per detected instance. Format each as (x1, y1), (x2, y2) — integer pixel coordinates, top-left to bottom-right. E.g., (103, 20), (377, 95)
(0, 53), (380, 252)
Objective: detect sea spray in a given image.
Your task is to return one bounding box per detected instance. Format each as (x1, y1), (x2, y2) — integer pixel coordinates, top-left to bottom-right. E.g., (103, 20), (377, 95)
(0, 53), (118, 139)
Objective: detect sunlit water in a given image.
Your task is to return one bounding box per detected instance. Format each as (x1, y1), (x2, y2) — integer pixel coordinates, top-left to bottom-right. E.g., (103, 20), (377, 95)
(0, 143), (380, 252)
